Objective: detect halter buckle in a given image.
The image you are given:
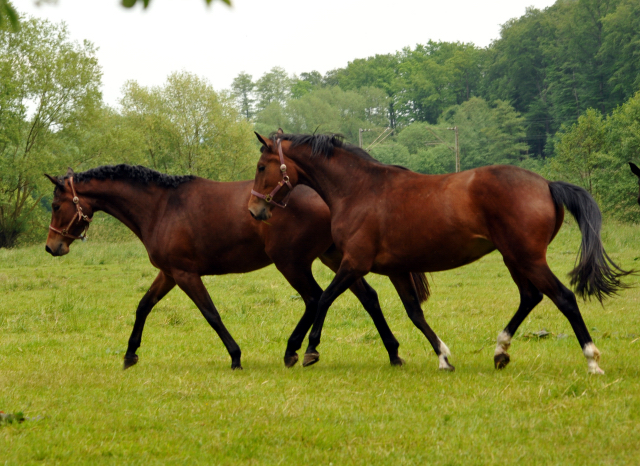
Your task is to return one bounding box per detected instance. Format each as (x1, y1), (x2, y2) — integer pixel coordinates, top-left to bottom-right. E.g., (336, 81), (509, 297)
(265, 194), (272, 203)
(280, 164), (287, 172)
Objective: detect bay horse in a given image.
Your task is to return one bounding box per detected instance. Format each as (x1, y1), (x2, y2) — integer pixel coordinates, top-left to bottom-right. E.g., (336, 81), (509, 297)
(249, 132), (632, 374)
(629, 162), (640, 205)
(45, 164), (421, 370)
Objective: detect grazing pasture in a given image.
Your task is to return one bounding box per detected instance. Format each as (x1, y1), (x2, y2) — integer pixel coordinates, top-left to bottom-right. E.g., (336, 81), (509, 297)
(2, 221), (640, 465)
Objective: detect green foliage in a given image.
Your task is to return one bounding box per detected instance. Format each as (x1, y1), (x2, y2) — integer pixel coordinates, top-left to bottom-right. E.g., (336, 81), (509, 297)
(445, 98), (529, 169)
(0, 17), (102, 248)
(371, 98), (527, 173)
(548, 92), (640, 222)
(231, 72), (255, 120)
(0, 0), (18, 32)
(399, 41), (484, 125)
(119, 71), (255, 181)
(255, 86), (388, 144)
(548, 109), (609, 194)
(255, 67), (291, 112)
(600, 0), (640, 101)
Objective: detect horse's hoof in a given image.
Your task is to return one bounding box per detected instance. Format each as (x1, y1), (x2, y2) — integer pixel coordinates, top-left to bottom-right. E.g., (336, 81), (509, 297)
(302, 352), (320, 367)
(231, 360), (243, 370)
(123, 355), (138, 370)
(494, 353), (510, 370)
(391, 357), (405, 366)
(284, 353), (299, 368)
(588, 363), (605, 375)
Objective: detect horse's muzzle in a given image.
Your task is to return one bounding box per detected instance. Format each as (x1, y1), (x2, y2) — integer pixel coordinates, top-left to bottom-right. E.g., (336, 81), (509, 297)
(45, 241), (69, 256)
(248, 199), (272, 221)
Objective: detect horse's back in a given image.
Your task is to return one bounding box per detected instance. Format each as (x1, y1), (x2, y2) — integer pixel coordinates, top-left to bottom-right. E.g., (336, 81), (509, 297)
(155, 178), (332, 275)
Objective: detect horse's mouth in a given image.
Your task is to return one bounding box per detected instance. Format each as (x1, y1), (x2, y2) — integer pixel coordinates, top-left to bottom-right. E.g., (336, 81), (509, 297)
(248, 203), (272, 221)
(45, 243), (69, 256)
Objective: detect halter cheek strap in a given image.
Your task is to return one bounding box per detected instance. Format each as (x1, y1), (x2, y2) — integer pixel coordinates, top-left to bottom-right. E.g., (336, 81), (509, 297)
(251, 138), (293, 208)
(48, 176), (92, 241)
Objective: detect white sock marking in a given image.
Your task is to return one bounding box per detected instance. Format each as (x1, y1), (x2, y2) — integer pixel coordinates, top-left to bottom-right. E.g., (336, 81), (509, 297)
(494, 330), (512, 356)
(583, 342), (604, 375)
(438, 340), (453, 370)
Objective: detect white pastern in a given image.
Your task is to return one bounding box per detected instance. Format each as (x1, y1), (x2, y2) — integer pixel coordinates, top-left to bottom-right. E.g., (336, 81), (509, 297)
(438, 340), (453, 370)
(494, 330), (512, 356)
(583, 342), (605, 375)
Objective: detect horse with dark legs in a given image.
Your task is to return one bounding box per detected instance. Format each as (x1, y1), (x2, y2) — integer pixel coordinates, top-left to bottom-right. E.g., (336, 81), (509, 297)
(45, 165), (411, 370)
(629, 162), (640, 205)
(249, 132), (632, 374)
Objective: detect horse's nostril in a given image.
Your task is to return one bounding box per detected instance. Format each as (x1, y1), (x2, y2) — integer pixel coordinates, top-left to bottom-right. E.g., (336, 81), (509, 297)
(45, 245), (53, 255)
(249, 209), (257, 220)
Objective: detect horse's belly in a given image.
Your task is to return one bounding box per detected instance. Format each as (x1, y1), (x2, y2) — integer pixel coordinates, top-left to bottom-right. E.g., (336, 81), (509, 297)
(373, 236), (496, 274)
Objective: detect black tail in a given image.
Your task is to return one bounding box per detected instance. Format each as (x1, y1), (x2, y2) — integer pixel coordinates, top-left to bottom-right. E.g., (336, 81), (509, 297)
(411, 272), (430, 304)
(549, 181), (632, 302)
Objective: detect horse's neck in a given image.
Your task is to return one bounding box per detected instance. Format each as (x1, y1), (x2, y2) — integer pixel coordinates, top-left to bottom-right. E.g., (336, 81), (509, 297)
(294, 147), (384, 209)
(79, 180), (162, 240)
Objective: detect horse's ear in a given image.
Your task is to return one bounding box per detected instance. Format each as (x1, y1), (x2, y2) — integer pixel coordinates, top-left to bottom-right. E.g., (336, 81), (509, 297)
(66, 167), (75, 177)
(44, 174), (64, 189)
(254, 132), (270, 148)
(630, 162), (640, 178)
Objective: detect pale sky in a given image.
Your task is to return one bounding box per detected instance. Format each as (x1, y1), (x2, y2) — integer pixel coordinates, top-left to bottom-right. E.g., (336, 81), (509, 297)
(16, 0), (558, 107)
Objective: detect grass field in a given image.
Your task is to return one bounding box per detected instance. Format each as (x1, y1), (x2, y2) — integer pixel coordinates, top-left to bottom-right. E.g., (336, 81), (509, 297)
(2, 221), (640, 465)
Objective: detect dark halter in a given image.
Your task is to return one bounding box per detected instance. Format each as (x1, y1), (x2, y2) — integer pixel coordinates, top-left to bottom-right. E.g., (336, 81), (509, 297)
(251, 138), (293, 208)
(48, 176), (92, 240)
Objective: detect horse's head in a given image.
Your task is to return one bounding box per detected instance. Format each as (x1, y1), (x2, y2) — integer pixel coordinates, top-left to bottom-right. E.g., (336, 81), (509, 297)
(630, 162), (640, 206)
(248, 130), (299, 221)
(44, 168), (93, 256)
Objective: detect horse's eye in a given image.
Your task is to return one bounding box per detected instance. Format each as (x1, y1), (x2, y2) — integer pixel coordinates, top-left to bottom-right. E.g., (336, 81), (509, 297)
(52, 205), (60, 212)
(258, 166), (266, 172)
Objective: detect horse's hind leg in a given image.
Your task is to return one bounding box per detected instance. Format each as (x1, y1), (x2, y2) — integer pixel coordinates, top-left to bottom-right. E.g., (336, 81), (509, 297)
(494, 262), (543, 369)
(124, 270), (176, 370)
(349, 279), (403, 366)
(506, 259), (604, 374)
(389, 273), (454, 371)
(172, 270), (242, 370)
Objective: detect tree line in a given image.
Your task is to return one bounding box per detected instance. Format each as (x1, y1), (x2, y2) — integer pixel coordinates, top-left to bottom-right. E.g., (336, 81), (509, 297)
(2, 0), (640, 247)
(232, 0), (639, 161)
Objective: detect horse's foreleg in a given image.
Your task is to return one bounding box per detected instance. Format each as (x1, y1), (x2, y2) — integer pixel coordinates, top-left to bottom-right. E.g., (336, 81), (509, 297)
(320, 250), (402, 366)
(275, 264), (324, 368)
(124, 271), (176, 370)
(172, 270), (242, 370)
(304, 265), (363, 367)
(390, 273), (454, 371)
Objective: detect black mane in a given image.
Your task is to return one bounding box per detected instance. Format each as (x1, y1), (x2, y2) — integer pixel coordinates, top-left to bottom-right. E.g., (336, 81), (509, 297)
(69, 164), (195, 189)
(271, 132), (380, 163)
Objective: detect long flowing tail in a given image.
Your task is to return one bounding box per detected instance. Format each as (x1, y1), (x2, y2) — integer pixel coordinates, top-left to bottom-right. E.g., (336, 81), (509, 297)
(548, 181), (633, 302)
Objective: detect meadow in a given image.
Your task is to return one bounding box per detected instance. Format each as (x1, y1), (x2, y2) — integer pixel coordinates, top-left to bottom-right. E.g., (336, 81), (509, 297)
(2, 221), (640, 465)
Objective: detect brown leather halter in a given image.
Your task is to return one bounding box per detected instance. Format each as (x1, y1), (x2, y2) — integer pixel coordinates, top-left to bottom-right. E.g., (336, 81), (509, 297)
(49, 176), (92, 240)
(251, 138), (293, 208)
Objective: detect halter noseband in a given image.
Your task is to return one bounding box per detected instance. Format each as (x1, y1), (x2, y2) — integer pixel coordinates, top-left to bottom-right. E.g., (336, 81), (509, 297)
(251, 138), (293, 208)
(48, 176), (92, 241)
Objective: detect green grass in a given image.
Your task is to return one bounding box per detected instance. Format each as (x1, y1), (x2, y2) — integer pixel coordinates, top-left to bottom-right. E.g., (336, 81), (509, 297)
(2, 222), (640, 465)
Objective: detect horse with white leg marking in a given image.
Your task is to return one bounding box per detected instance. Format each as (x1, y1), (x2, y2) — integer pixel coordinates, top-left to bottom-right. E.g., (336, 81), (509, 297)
(249, 132), (633, 374)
